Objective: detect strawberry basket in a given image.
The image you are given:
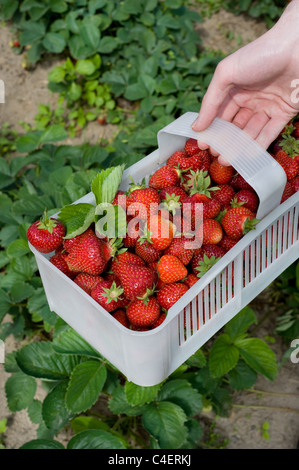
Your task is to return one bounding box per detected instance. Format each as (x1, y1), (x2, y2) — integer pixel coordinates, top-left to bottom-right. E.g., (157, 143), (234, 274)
(28, 113), (299, 386)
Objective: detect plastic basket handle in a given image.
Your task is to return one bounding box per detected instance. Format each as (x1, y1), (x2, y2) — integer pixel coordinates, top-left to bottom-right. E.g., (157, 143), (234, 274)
(157, 112), (287, 219)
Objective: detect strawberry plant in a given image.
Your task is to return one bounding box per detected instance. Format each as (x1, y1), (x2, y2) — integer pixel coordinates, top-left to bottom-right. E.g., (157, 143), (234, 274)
(3, 306), (278, 449)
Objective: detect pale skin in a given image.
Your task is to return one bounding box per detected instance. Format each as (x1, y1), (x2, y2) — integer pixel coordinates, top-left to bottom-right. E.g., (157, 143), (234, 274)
(192, 0), (299, 165)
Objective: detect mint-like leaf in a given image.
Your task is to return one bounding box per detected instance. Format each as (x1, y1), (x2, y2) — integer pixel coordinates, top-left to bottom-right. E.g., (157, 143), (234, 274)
(58, 203), (96, 239)
(91, 165), (125, 205)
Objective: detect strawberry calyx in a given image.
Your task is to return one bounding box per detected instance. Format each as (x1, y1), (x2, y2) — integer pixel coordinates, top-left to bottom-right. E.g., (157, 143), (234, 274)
(161, 193), (182, 215)
(230, 197), (245, 209)
(280, 134), (299, 158)
(127, 176), (147, 193)
(195, 254), (221, 278)
(186, 170), (219, 197)
(101, 281), (124, 304)
(242, 217), (259, 235)
(137, 286), (157, 305)
(37, 209), (58, 234)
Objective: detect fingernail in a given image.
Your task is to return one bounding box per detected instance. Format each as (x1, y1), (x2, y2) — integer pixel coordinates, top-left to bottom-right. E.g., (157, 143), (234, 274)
(191, 116), (201, 130)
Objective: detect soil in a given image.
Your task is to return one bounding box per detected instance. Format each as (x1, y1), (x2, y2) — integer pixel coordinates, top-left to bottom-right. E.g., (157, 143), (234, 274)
(0, 8), (298, 450)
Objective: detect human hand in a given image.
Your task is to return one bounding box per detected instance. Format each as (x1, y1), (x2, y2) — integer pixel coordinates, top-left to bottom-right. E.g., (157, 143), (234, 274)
(192, 0), (299, 165)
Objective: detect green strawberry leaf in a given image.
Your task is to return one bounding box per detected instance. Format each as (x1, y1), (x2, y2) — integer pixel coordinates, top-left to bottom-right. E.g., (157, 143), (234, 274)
(91, 164), (125, 205)
(58, 203), (96, 239)
(95, 203), (127, 239)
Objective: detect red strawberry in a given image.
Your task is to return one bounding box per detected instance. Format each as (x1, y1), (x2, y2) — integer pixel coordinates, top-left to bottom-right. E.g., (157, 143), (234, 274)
(91, 280), (129, 312)
(202, 197), (221, 220)
(144, 214), (175, 250)
(160, 185), (187, 203)
(167, 151), (203, 172)
(73, 273), (104, 295)
(164, 236), (195, 265)
(49, 253), (76, 279)
(274, 150), (299, 181)
(112, 309), (129, 328)
(112, 190), (126, 210)
(230, 173), (253, 191)
(126, 296), (161, 328)
(151, 312), (167, 329)
(232, 189), (259, 213)
(221, 206), (258, 240)
(157, 254), (188, 284)
(157, 282), (189, 310)
(135, 239), (162, 263)
(209, 160), (234, 184)
(184, 138), (200, 156)
(149, 165), (181, 189)
(111, 251), (145, 276)
(219, 235), (239, 252)
(212, 184), (235, 208)
(281, 181), (295, 203)
(123, 217), (141, 248)
(290, 176), (299, 192)
(116, 264), (155, 300)
(191, 245), (226, 277)
(27, 212), (65, 253)
(63, 230), (87, 253)
(183, 273), (198, 288)
(126, 187), (160, 220)
(65, 229), (107, 275)
(197, 218), (223, 245)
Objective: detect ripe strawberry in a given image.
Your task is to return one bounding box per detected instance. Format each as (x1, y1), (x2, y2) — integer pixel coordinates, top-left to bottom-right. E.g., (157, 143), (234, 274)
(191, 245), (226, 277)
(27, 212), (65, 253)
(197, 218), (223, 245)
(183, 273), (198, 288)
(73, 273), (104, 295)
(219, 235), (239, 252)
(221, 206), (258, 240)
(209, 160), (234, 184)
(159, 186), (187, 215)
(91, 280), (129, 312)
(126, 187), (160, 220)
(123, 217), (141, 248)
(167, 151), (203, 172)
(149, 165), (181, 189)
(230, 173), (253, 191)
(111, 309), (129, 328)
(144, 214), (175, 250)
(182, 169), (218, 198)
(157, 282), (189, 310)
(63, 230), (87, 253)
(112, 190), (126, 210)
(151, 312), (167, 329)
(202, 197), (221, 220)
(164, 236), (195, 265)
(290, 176), (299, 192)
(157, 254), (188, 284)
(281, 181), (295, 203)
(212, 184), (235, 208)
(111, 251), (145, 276)
(126, 296), (161, 328)
(232, 189), (259, 213)
(184, 138), (200, 156)
(274, 150), (299, 181)
(135, 239), (162, 263)
(116, 264), (155, 300)
(49, 253), (76, 279)
(65, 229), (107, 275)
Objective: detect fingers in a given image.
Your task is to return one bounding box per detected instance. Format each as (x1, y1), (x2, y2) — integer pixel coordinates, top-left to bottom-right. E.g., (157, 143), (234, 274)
(255, 116), (290, 149)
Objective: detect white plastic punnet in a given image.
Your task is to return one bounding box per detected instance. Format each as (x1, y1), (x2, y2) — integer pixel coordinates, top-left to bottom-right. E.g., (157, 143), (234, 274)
(29, 113), (299, 386)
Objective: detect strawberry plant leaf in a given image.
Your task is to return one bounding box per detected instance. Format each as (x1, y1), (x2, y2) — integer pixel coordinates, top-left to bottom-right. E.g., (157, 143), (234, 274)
(67, 429), (126, 449)
(227, 360), (257, 391)
(58, 202), (96, 239)
(209, 334), (240, 378)
(5, 372), (37, 412)
(157, 379), (203, 417)
(108, 384), (148, 417)
(224, 306), (257, 342)
(235, 337), (278, 381)
(52, 327), (102, 359)
(91, 164), (125, 205)
(15, 341), (81, 381)
(142, 401), (187, 449)
(125, 381), (162, 406)
(20, 439), (65, 449)
(65, 360), (107, 414)
(42, 380), (75, 433)
(95, 203), (127, 239)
